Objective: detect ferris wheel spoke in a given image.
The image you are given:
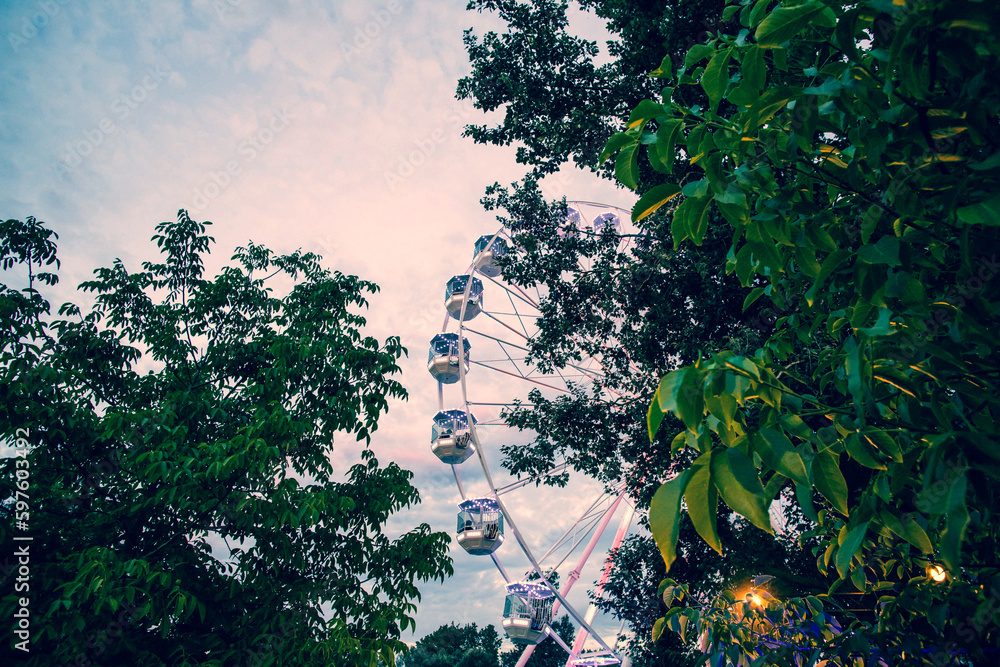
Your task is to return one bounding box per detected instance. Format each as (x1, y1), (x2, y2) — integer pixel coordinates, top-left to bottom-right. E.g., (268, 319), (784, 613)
(469, 360), (568, 393)
(493, 462), (571, 495)
(481, 309), (531, 342)
(481, 272), (540, 311)
(467, 401), (537, 408)
(535, 486), (625, 568)
(463, 326), (531, 354)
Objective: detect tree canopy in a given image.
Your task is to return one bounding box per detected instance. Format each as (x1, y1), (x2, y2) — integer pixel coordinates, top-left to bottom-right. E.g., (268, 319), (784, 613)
(0, 212), (452, 666)
(600, 0), (1000, 664)
(399, 622), (502, 667)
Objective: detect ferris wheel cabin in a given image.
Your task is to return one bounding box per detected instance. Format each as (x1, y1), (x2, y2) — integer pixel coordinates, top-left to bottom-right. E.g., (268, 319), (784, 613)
(502, 582), (555, 645)
(427, 333), (470, 384)
(456, 497), (504, 555)
(444, 274), (484, 321)
(473, 235), (508, 278)
(558, 206), (583, 238)
(431, 409), (477, 464)
(593, 212), (621, 234)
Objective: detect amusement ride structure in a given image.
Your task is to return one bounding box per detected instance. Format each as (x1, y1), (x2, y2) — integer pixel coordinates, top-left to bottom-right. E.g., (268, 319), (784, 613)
(426, 202), (638, 667)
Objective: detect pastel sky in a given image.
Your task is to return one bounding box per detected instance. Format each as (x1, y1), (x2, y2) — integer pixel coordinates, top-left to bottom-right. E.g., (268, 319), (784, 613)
(0, 0), (642, 652)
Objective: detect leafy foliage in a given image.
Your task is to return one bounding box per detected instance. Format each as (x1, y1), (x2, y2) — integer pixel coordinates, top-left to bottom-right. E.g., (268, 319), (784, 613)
(458, 0), (725, 176)
(602, 0), (1000, 663)
(400, 622), (502, 667)
(0, 212), (452, 666)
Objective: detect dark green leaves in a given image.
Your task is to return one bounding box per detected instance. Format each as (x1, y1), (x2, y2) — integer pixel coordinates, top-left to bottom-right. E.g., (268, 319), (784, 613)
(615, 142), (641, 189)
(757, 427), (809, 486)
(812, 449), (849, 516)
(957, 193), (1000, 226)
(672, 195), (714, 245)
(701, 47), (734, 112)
(835, 521), (869, 579)
(755, 1), (827, 48)
(857, 235), (901, 266)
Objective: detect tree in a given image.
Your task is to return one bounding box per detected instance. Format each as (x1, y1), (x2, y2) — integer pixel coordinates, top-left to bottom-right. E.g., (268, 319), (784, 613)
(400, 622), (502, 667)
(603, 0), (1000, 664)
(0, 212), (452, 666)
(458, 3), (820, 665)
(458, 0), (726, 177)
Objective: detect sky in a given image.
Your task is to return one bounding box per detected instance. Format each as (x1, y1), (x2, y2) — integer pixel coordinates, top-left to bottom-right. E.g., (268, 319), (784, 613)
(0, 0), (641, 654)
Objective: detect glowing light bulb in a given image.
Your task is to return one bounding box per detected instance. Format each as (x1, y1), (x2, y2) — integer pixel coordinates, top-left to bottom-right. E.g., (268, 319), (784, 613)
(928, 565), (947, 582)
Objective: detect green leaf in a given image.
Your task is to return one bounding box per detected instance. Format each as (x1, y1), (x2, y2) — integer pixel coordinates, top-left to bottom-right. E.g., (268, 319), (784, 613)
(685, 451), (722, 554)
(682, 179), (709, 199)
(755, 1), (826, 48)
(858, 307), (892, 337)
(845, 432), (886, 470)
(649, 54), (673, 79)
(740, 45), (765, 94)
(652, 616), (666, 642)
(711, 447), (774, 533)
(648, 388), (666, 441)
(628, 99), (668, 125)
(857, 235), (901, 266)
(844, 337), (865, 418)
(748, 0), (771, 28)
(654, 120), (684, 174)
(615, 142), (641, 190)
(940, 474), (970, 572)
(674, 194), (714, 245)
(812, 449), (849, 515)
(657, 366), (705, 431)
(701, 47), (734, 111)
(632, 183), (682, 222)
(757, 428), (810, 486)
(862, 428), (902, 463)
(956, 193), (1000, 226)
(599, 132), (635, 163)
(879, 510), (932, 554)
(668, 611), (690, 643)
(861, 204), (882, 244)
(684, 44), (716, 68)
(742, 287), (766, 312)
(796, 481), (819, 523)
(835, 521), (869, 579)
(650, 471), (693, 571)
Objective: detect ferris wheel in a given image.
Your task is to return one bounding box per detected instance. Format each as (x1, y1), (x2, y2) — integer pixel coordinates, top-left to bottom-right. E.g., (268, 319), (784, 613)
(426, 202), (639, 667)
